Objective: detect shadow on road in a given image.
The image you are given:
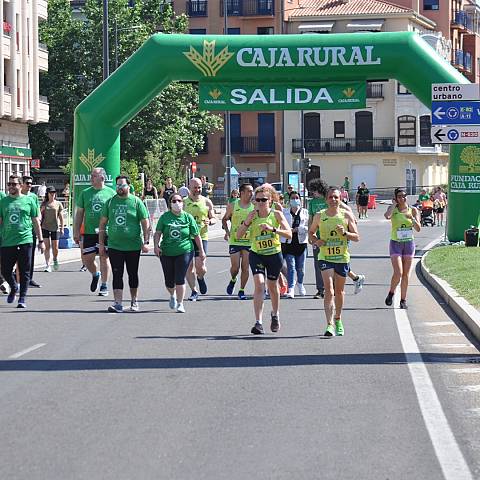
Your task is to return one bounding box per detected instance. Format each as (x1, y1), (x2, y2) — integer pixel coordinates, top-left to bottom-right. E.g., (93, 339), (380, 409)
(1, 353), (478, 371)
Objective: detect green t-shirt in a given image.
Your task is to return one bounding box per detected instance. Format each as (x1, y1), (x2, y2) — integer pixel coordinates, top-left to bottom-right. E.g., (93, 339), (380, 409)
(101, 194), (148, 251)
(418, 193), (430, 202)
(77, 186), (115, 234)
(0, 191), (5, 246)
(155, 211), (199, 256)
(308, 196), (327, 217)
(0, 194), (39, 247)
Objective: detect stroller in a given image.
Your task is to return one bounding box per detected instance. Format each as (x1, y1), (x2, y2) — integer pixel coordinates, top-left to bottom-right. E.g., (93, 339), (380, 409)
(420, 205), (435, 227)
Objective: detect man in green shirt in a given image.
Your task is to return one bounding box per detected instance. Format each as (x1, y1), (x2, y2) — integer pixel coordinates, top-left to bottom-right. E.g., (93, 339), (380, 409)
(0, 175), (45, 308)
(418, 189), (430, 202)
(74, 167), (115, 296)
(0, 189), (8, 294)
(21, 175), (42, 287)
(98, 175), (150, 313)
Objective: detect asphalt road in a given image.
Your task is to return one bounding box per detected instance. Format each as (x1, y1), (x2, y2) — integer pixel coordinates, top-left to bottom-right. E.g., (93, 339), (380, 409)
(1, 207), (479, 480)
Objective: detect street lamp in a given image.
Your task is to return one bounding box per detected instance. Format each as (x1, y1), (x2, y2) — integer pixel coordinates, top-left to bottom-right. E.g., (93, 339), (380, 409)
(113, 21), (142, 71)
(102, 0), (109, 79)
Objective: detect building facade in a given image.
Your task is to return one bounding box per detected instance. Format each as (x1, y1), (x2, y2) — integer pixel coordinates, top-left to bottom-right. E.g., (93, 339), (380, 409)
(0, 0), (48, 191)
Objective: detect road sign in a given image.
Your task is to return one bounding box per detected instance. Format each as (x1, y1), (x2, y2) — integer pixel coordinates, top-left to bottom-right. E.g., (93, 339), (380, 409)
(431, 100), (480, 125)
(191, 161), (197, 173)
(431, 125), (480, 143)
(431, 83), (480, 101)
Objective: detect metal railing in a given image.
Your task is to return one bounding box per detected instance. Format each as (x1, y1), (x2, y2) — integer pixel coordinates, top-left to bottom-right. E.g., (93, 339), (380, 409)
(366, 83), (383, 98)
(220, 0), (274, 16)
(39, 95), (49, 103)
(292, 137), (395, 153)
(186, 0), (208, 16)
(451, 10), (478, 33)
(221, 135), (275, 153)
(38, 42), (48, 52)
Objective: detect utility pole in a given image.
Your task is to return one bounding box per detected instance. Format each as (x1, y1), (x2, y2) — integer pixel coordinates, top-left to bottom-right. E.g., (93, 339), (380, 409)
(102, 0), (109, 79)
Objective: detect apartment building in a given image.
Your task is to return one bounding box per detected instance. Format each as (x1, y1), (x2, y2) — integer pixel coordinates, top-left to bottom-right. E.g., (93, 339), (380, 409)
(0, 0), (48, 191)
(175, 0), (284, 188)
(283, 0), (451, 192)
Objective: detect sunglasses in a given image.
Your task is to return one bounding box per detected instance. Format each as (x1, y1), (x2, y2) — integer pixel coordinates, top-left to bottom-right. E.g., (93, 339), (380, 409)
(397, 194), (407, 198)
(255, 198), (269, 203)
(171, 199), (183, 203)
(7, 182), (19, 186)
(25, 182), (32, 185)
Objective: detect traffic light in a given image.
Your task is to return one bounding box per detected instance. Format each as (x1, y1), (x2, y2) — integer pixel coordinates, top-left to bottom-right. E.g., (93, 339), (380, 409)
(302, 157), (312, 173)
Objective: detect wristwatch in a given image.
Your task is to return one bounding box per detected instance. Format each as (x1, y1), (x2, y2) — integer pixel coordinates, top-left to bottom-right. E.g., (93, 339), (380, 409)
(144, 240), (150, 245)
(272, 227), (277, 233)
(38, 239), (44, 243)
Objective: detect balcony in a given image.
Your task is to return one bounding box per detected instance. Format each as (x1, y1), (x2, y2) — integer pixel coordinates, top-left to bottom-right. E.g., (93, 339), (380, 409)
(38, 44), (48, 72)
(220, 0), (274, 17)
(221, 136), (275, 154)
(451, 10), (477, 33)
(452, 49), (472, 72)
(38, 0), (47, 19)
(187, 1), (208, 17)
(39, 95), (49, 123)
(366, 83), (383, 99)
(292, 137), (395, 153)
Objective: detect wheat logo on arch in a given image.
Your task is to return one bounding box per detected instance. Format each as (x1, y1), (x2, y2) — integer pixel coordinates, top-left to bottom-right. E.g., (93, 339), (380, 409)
(79, 148), (105, 171)
(460, 146), (480, 173)
(184, 40), (234, 77)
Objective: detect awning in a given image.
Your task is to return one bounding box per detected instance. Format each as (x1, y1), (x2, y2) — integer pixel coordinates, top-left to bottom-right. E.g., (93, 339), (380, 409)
(298, 23), (335, 33)
(346, 20), (384, 31)
(0, 145), (32, 159)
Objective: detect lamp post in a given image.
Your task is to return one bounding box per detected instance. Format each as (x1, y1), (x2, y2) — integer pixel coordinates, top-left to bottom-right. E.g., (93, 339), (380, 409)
(224, 0), (232, 197)
(102, 0), (109, 80)
(113, 21), (142, 71)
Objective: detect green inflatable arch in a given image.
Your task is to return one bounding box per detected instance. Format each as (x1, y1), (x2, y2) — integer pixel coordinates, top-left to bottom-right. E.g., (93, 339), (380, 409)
(72, 31), (479, 241)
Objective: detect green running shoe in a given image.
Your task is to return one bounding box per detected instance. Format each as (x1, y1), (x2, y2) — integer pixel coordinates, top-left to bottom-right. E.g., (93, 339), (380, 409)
(335, 319), (344, 336)
(324, 324), (335, 337)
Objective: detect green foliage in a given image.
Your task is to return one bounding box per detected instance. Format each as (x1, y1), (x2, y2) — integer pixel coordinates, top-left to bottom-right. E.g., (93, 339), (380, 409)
(30, 0), (222, 174)
(120, 159), (143, 194)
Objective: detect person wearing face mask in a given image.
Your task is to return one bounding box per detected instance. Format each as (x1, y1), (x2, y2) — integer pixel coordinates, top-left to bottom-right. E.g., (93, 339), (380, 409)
(98, 175), (150, 313)
(281, 191), (309, 298)
(74, 167), (115, 296)
(154, 193), (205, 313)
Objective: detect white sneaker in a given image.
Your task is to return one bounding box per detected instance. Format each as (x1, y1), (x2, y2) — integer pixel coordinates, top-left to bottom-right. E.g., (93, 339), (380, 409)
(0, 281), (10, 294)
(354, 274), (365, 294)
(176, 303), (185, 313)
(286, 288), (295, 299)
(297, 283), (306, 296)
(44, 265), (52, 272)
(129, 301), (139, 312)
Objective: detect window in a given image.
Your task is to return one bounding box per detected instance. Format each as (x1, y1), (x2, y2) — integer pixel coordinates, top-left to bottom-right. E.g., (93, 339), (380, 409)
(304, 113), (320, 139)
(420, 115), (432, 146)
(227, 27), (240, 35)
(398, 116), (416, 146)
(257, 26), (274, 35)
(334, 121), (345, 138)
(423, 0), (439, 10)
(189, 28), (206, 34)
(397, 82), (411, 95)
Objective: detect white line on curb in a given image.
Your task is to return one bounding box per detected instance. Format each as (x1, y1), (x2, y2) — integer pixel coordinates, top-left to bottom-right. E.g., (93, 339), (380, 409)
(9, 343), (46, 359)
(395, 308), (473, 480)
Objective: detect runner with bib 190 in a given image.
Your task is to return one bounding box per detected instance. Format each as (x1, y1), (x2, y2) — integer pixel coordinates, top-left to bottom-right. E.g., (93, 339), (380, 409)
(237, 185), (291, 335)
(384, 187), (421, 310)
(222, 183), (254, 300)
(309, 186), (359, 337)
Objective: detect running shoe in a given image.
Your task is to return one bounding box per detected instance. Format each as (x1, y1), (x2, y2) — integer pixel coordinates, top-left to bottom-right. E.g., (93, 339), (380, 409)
(400, 299), (408, 310)
(29, 280), (41, 288)
(80, 265), (87, 272)
(313, 289), (325, 299)
(53, 260), (59, 271)
(198, 277), (208, 295)
(108, 303), (123, 313)
(189, 291), (199, 301)
(17, 297), (26, 309)
(90, 272), (100, 292)
(286, 288), (295, 299)
(0, 281), (9, 294)
(354, 274), (365, 295)
(238, 290), (247, 300)
(264, 289), (270, 300)
(297, 283), (306, 296)
(335, 319), (344, 336)
(226, 280), (236, 295)
(251, 322), (265, 335)
(176, 303), (186, 313)
(280, 284), (288, 296)
(98, 284), (109, 296)
(270, 313), (280, 333)
(7, 290), (16, 303)
(385, 291), (394, 306)
(44, 265), (52, 273)
(169, 295), (177, 310)
(129, 301), (139, 312)
(324, 324), (335, 337)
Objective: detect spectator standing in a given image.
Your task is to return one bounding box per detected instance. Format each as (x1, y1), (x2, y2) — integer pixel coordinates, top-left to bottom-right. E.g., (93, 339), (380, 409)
(142, 178), (158, 200)
(160, 177), (177, 205)
(356, 182), (370, 219)
(343, 176), (350, 193)
(41, 186), (64, 272)
(433, 186), (447, 227)
(340, 186), (349, 204)
(37, 181), (47, 201)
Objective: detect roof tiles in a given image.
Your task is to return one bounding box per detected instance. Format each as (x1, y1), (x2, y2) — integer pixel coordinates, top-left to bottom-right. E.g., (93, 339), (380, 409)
(288, 0), (412, 17)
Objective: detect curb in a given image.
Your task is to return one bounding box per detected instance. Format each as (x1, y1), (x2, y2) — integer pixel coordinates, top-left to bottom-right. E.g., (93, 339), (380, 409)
(420, 252), (480, 343)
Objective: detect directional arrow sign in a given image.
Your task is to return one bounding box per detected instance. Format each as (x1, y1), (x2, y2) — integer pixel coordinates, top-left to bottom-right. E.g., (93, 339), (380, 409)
(431, 100), (480, 125)
(430, 125), (480, 143)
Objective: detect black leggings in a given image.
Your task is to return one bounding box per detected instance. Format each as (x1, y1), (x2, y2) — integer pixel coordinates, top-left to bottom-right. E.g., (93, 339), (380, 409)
(160, 252), (194, 288)
(1, 244), (33, 297)
(108, 248), (141, 290)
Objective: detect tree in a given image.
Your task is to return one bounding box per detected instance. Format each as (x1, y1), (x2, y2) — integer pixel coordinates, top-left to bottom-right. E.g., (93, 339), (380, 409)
(30, 0), (221, 172)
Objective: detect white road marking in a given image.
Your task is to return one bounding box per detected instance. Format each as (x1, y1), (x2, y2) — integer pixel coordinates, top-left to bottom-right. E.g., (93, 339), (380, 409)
(458, 385), (480, 393)
(214, 269), (230, 275)
(423, 321), (456, 326)
(9, 343), (46, 359)
(422, 333), (464, 337)
(423, 235), (445, 251)
(449, 368), (480, 374)
(395, 308), (473, 480)
(429, 344), (474, 349)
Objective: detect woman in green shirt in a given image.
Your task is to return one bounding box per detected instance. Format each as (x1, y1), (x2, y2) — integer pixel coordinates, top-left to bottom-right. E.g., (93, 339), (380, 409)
(154, 193), (205, 313)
